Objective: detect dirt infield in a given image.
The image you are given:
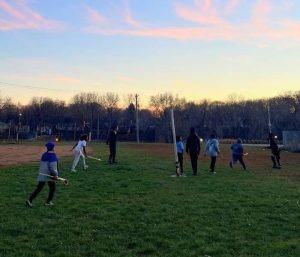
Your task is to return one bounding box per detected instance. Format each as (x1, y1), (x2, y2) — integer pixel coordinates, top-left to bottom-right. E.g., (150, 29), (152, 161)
(127, 143), (300, 181)
(0, 144), (93, 166)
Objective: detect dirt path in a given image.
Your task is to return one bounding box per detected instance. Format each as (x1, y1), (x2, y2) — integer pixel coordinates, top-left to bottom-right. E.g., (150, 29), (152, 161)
(0, 144), (94, 166)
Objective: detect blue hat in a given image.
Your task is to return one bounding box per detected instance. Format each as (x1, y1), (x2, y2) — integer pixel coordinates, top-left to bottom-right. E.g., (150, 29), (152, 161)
(45, 142), (55, 150)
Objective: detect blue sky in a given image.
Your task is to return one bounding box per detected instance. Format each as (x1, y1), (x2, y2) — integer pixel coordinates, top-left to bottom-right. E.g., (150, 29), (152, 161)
(0, 0), (300, 105)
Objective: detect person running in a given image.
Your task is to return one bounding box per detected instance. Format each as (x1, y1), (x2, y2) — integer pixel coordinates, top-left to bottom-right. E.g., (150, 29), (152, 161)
(71, 134), (88, 172)
(229, 138), (247, 171)
(186, 127), (201, 176)
(269, 133), (282, 169)
(205, 134), (220, 174)
(176, 135), (184, 176)
(26, 142), (59, 207)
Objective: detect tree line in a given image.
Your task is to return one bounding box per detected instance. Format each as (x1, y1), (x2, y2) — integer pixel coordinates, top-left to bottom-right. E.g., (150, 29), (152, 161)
(0, 91), (299, 142)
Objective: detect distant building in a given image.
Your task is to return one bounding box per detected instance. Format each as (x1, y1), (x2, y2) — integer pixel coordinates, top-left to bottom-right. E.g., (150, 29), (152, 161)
(283, 131), (300, 152)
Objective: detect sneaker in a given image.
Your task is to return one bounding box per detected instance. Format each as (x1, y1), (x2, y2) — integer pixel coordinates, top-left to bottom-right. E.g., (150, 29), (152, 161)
(84, 165), (88, 170)
(71, 169), (77, 172)
(45, 202), (54, 206)
(26, 200), (32, 208)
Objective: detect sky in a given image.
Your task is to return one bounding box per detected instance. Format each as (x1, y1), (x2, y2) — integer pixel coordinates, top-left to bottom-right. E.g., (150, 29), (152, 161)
(0, 0), (300, 106)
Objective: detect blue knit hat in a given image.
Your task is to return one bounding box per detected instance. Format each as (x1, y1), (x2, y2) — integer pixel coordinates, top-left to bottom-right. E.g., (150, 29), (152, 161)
(45, 142), (55, 151)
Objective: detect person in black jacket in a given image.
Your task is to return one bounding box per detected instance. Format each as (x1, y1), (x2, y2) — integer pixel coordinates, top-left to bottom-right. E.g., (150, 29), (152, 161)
(186, 127), (201, 175)
(269, 133), (281, 169)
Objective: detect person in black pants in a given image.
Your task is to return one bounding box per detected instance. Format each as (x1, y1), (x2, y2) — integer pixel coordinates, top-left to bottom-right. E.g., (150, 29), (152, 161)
(204, 134), (220, 174)
(106, 125), (118, 164)
(26, 142), (59, 207)
(186, 127), (201, 175)
(176, 136), (184, 175)
(269, 133), (281, 169)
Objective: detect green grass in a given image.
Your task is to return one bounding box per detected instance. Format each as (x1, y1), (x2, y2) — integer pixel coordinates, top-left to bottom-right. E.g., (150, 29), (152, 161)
(0, 143), (299, 257)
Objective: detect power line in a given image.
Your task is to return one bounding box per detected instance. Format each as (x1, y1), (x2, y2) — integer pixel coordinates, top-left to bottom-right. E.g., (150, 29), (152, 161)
(0, 81), (80, 92)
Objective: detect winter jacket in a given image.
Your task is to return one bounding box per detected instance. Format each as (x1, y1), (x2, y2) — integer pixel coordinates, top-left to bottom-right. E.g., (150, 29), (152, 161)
(205, 138), (220, 157)
(231, 143), (244, 156)
(37, 151), (58, 182)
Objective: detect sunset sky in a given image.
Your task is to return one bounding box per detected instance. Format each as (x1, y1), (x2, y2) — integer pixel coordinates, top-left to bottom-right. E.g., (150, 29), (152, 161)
(0, 0), (300, 105)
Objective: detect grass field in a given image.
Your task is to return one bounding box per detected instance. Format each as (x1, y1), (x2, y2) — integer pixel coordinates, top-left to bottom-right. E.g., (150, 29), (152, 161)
(0, 142), (299, 257)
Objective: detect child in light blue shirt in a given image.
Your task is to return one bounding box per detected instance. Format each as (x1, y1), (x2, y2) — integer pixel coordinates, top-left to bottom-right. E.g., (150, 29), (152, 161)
(176, 136), (184, 175)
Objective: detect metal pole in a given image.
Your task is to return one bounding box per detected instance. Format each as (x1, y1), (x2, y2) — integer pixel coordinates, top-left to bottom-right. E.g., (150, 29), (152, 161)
(267, 103), (272, 133)
(135, 94), (140, 143)
(170, 109), (180, 176)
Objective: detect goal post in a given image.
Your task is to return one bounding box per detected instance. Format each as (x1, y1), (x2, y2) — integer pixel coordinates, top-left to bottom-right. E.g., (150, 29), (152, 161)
(170, 109), (181, 176)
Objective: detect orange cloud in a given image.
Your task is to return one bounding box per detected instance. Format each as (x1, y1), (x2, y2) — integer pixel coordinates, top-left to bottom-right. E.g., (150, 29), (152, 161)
(0, 0), (64, 31)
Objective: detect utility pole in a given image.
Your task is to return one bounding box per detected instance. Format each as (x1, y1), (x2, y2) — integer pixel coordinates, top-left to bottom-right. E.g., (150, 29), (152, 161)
(267, 103), (272, 134)
(135, 94), (140, 143)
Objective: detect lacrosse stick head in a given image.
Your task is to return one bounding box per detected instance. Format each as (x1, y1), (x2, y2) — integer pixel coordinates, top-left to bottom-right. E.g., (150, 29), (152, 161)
(62, 179), (69, 185)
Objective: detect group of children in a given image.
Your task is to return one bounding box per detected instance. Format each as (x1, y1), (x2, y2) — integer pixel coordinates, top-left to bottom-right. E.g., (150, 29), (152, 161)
(176, 129), (282, 176)
(26, 128), (282, 207)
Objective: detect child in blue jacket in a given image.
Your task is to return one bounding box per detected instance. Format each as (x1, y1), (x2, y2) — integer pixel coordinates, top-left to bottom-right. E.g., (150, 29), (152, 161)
(176, 136), (184, 175)
(205, 134), (220, 173)
(26, 142), (59, 207)
(230, 138), (247, 170)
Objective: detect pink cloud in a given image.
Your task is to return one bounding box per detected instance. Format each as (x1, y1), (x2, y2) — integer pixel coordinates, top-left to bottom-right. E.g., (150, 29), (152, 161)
(85, 6), (106, 24)
(0, 0), (64, 31)
(225, 0), (242, 14)
(84, 0), (300, 46)
(252, 0), (272, 16)
(123, 0), (143, 28)
(175, 0), (225, 25)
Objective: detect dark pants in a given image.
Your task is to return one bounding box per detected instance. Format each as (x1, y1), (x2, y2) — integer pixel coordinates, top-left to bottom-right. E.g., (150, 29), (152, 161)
(177, 153), (183, 174)
(232, 155), (246, 170)
(29, 181), (55, 203)
(108, 144), (116, 163)
(189, 152), (199, 175)
(271, 150), (281, 167)
(210, 156), (217, 172)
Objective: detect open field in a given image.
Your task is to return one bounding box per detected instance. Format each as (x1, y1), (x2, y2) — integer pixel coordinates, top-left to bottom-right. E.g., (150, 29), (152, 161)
(0, 142), (299, 257)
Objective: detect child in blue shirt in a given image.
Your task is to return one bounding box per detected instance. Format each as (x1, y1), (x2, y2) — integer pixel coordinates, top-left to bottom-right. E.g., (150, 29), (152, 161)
(26, 142), (59, 207)
(230, 138), (247, 170)
(176, 136), (184, 175)
(205, 134), (220, 173)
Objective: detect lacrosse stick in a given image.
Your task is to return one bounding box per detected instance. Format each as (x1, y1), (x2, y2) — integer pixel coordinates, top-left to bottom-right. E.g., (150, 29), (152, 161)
(39, 173), (69, 185)
(87, 156), (102, 161)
